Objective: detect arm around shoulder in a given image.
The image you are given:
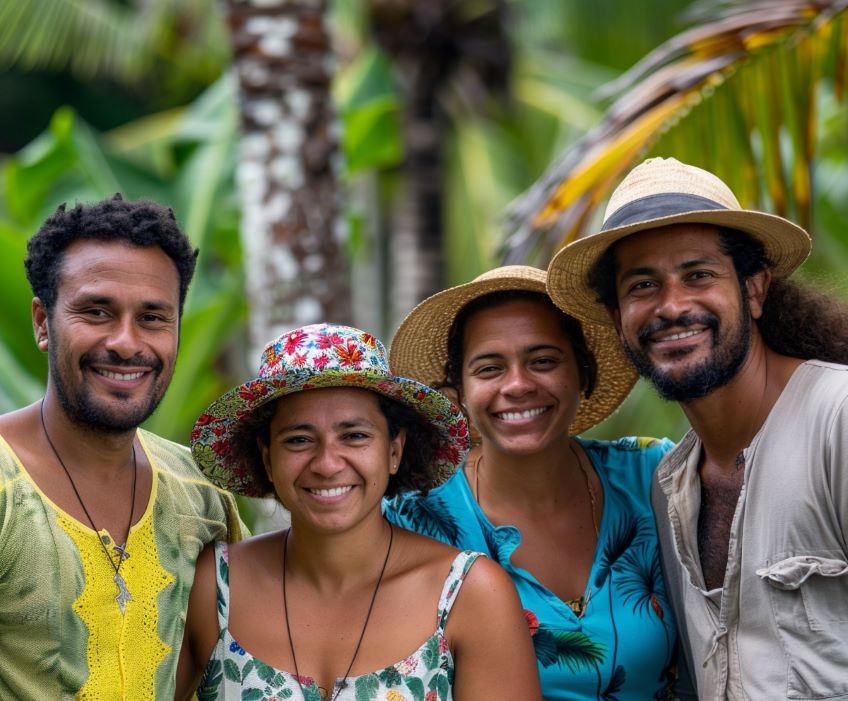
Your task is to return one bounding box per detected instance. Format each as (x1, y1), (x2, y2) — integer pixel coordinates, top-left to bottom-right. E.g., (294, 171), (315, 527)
(447, 555), (542, 701)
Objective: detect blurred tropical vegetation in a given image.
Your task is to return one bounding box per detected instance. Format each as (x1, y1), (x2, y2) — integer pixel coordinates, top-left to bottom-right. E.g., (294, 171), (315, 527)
(1, 0), (847, 528)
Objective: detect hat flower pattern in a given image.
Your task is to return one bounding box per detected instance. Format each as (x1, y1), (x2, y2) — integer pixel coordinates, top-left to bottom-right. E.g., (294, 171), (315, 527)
(191, 324), (469, 497)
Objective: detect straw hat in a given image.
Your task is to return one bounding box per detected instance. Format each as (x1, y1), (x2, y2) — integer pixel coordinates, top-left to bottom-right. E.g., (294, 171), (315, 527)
(191, 323), (469, 497)
(547, 157), (812, 325)
(389, 265), (637, 436)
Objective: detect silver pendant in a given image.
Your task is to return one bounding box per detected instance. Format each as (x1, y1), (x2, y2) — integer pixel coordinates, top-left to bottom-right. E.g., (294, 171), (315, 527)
(115, 572), (132, 615)
(113, 543), (131, 562)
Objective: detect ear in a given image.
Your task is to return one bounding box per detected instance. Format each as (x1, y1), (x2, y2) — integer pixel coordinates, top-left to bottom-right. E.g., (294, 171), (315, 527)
(32, 298), (49, 351)
(258, 436), (273, 484)
(389, 428), (407, 474)
(745, 268), (771, 320)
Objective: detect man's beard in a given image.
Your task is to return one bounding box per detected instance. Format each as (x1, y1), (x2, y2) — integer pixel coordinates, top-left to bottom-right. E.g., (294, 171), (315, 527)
(49, 344), (166, 434)
(622, 302), (752, 402)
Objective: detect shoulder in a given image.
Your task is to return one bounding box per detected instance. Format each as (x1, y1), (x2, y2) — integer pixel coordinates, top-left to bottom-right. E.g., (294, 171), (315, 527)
(580, 435), (675, 471)
(140, 429), (244, 538)
(383, 469), (470, 545)
(140, 429), (237, 500)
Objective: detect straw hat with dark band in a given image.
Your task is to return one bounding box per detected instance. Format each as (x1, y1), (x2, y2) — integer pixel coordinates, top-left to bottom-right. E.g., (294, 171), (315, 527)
(389, 265), (637, 436)
(547, 157), (812, 325)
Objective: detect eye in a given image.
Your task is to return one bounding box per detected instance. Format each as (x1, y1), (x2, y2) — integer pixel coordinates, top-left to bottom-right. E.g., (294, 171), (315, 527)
(530, 356), (558, 370)
(282, 434), (312, 447)
(342, 431), (371, 442)
(83, 307), (109, 318)
(470, 363), (502, 377)
(687, 270), (714, 282)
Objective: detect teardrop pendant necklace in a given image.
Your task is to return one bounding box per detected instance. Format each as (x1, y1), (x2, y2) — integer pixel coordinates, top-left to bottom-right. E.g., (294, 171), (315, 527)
(39, 400), (137, 615)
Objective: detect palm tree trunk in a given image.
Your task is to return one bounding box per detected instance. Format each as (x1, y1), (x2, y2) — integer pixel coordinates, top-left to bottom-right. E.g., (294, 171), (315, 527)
(227, 0), (350, 350)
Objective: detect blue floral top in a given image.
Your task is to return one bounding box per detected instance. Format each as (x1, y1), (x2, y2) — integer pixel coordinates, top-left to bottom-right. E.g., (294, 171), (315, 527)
(384, 437), (677, 700)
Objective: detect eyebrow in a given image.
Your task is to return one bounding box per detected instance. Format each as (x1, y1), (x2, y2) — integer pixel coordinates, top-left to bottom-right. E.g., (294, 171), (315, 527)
(467, 344), (565, 364)
(74, 294), (176, 312)
(617, 257), (720, 282)
(277, 417), (378, 433)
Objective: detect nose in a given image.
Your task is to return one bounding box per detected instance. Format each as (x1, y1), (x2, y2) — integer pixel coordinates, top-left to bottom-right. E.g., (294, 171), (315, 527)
(653, 279), (693, 321)
(104, 316), (144, 359)
(500, 364), (535, 398)
(309, 440), (347, 478)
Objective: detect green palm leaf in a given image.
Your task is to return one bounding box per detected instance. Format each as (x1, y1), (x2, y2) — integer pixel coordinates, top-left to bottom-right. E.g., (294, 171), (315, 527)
(503, 0), (848, 264)
(532, 627), (606, 672)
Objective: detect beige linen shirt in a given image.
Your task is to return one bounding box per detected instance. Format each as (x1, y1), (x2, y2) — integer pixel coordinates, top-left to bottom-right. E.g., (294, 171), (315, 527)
(652, 360), (848, 700)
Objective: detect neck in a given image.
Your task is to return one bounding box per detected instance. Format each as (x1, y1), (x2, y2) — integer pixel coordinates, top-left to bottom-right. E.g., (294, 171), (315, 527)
(475, 437), (582, 511)
(39, 393), (137, 477)
(681, 341), (802, 468)
(285, 515), (392, 593)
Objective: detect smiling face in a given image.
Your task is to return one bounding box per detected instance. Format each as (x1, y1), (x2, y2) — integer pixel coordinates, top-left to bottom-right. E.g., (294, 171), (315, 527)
(612, 224), (766, 401)
(259, 387), (405, 533)
(459, 299), (583, 458)
(35, 239), (181, 432)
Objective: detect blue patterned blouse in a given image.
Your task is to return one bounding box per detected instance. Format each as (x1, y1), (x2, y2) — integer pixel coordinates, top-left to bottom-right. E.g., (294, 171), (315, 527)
(384, 436), (677, 700)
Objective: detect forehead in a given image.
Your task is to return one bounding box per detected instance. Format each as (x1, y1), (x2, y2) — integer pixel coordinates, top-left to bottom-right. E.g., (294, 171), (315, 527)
(463, 298), (573, 350)
(56, 239), (180, 302)
(614, 223), (727, 270)
(272, 386), (382, 422)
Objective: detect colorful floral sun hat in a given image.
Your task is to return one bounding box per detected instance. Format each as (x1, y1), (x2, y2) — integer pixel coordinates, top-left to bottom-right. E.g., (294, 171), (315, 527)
(191, 323), (469, 497)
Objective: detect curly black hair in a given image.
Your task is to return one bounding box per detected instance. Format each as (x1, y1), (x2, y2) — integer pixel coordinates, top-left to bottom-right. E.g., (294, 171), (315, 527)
(587, 226), (848, 362)
(24, 194), (199, 315)
(441, 289), (598, 398)
(232, 390), (446, 501)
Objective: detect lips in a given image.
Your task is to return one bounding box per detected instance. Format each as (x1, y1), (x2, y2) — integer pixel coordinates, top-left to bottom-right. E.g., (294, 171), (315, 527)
(307, 485), (354, 497)
(494, 406), (549, 422)
(94, 368), (146, 381)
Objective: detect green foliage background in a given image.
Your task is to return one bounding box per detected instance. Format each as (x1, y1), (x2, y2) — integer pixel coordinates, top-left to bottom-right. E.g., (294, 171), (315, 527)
(1, 0), (847, 525)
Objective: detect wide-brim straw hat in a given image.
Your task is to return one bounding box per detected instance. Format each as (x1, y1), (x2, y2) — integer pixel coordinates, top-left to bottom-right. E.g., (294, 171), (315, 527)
(389, 265), (637, 436)
(191, 323), (469, 497)
(547, 157), (812, 325)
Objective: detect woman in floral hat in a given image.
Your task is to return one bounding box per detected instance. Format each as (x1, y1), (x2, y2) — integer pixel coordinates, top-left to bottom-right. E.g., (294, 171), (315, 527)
(384, 266), (678, 700)
(176, 324), (541, 701)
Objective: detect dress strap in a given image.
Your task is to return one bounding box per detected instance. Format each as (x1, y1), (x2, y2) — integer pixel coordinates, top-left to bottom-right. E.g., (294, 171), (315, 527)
(212, 540), (231, 632)
(436, 550), (483, 631)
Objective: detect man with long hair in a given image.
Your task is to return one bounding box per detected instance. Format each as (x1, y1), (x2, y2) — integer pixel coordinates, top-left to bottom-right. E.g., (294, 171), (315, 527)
(547, 157), (848, 699)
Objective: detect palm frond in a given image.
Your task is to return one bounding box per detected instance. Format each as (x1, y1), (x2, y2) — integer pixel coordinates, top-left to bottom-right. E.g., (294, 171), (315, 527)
(503, 0), (848, 265)
(0, 0), (228, 86)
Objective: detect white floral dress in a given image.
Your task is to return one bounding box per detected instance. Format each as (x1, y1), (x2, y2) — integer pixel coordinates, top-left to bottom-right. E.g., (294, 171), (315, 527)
(197, 542), (481, 701)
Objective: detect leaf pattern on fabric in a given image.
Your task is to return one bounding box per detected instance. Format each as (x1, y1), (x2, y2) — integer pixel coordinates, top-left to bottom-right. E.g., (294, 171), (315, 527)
(386, 494), (461, 544)
(601, 664), (626, 700)
(532, 627), (606, 672)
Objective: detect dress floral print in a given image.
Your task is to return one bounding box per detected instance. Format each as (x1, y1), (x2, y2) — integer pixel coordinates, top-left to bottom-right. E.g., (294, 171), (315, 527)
(197, 543), (481, 701)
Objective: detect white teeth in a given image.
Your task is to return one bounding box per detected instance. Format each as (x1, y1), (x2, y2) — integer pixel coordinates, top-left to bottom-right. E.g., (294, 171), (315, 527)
(309, 486), (353, 497)
(498, 407), (547, 421)
(664, 330), (702, 342)
(97, 369), (145, 381)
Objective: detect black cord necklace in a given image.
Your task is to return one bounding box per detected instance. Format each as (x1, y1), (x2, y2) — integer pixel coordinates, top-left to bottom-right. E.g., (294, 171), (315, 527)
(282, 522), (394, 701)
(39, 400), (138, 615)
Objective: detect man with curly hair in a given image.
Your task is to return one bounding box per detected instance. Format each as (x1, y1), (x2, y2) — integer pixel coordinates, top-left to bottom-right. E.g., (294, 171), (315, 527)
(0, 195), (243, 700)
(547, 158), (848, 699)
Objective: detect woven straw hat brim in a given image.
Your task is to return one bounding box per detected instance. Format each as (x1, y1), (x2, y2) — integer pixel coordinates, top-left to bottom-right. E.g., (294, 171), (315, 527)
(547, 208), (812, 326)
(190, 371), (468, 497)
(389, 265), (637, 436)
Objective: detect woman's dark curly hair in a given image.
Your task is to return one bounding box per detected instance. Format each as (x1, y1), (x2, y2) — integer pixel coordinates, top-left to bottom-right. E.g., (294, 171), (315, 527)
(442, 290), (598, 398)
(588, 226), (848, 362)
(230, 390), (446, 501)
(24, 194), (198, 315)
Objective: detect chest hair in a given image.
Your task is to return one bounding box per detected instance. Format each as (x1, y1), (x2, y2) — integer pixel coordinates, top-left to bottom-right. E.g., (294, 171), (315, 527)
(697, 466), (744, 591)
